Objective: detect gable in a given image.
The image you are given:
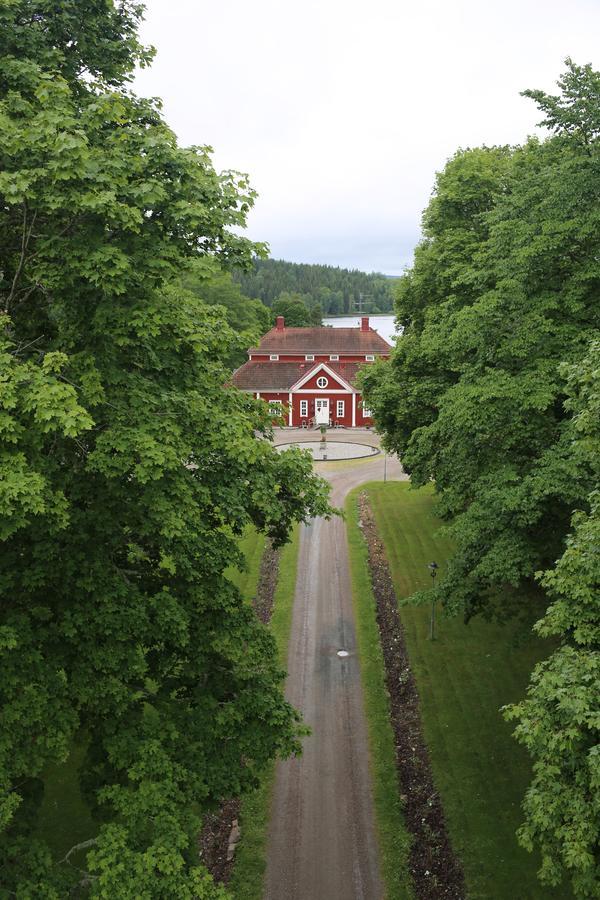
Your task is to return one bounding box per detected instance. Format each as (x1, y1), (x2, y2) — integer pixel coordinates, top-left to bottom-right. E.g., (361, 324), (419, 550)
(292, 362), (355, 392)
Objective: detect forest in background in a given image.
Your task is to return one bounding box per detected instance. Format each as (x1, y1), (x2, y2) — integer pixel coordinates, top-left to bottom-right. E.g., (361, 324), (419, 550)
(233, 258), (397, 315)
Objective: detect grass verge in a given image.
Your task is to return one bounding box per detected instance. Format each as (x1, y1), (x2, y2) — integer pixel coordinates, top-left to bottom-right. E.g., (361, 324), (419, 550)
(362, 480), (569, 900)
(226, 527), (266, 600)
(227, 524), (301, 900)
(346, 488), (414, 900)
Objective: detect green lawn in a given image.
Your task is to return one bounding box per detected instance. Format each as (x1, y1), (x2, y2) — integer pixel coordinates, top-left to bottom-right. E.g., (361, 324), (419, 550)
(36, 738), (97, 862)
(352, 481), (570, 900)
(228, 524), (301, 900)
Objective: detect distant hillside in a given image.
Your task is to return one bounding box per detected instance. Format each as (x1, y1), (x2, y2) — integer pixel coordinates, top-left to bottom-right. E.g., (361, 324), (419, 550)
(233, 258), (395, 315)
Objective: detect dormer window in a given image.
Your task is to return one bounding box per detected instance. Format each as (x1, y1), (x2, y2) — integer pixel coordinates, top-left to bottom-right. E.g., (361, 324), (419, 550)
(330, 354), (339, 361)
(365, 354), (375, 361)
(305, 354), (314, 361)
(269, 354), (279, 361)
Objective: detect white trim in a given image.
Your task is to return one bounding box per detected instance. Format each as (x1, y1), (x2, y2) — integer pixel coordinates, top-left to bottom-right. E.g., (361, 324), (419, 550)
(300, 399), (308, 417)
(248, 348), (389, 355)
(256, 391), (260, 398)
(352, 394), (356, 427)
(291, 362), (356, 392)
(288, 392), (293, 426)
(336, 400), (345, 418)
(294, 388), (352, 394)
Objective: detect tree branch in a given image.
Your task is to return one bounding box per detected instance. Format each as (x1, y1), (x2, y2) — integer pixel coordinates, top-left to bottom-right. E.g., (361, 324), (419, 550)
(59, 837), (98, 865)
(5, 204), (37, 312)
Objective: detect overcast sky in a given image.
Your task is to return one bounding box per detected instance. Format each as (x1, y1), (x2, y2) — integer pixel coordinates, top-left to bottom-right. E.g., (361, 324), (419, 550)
(133, 0), (600, 274)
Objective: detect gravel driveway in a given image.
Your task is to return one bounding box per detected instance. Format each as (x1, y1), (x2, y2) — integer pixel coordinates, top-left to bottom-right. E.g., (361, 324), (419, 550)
(265, 433), (407, 900)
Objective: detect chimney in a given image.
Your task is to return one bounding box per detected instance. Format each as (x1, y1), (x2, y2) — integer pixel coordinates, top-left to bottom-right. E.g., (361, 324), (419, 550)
(276, 315), (285, 331)
(360, 316), (369, 332)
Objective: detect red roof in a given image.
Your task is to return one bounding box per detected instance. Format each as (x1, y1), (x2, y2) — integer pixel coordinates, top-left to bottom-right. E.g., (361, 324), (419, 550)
(231, 360), (365, 391)
(250, 325), (390, 354)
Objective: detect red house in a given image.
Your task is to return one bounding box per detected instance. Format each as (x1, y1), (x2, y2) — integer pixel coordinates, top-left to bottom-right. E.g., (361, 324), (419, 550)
(231, 316), (391, 428)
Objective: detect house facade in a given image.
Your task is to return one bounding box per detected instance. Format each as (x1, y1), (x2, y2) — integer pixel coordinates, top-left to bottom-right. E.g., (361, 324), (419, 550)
(231, 316), (391, 428)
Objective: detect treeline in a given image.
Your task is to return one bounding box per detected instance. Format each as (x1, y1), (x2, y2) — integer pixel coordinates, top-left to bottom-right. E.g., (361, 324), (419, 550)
(233, 258), (396, 315)
(362, 59), (600, 899)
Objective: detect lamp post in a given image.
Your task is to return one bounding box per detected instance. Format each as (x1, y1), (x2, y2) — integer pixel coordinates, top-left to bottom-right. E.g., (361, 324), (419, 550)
(428, 561), (439, 640)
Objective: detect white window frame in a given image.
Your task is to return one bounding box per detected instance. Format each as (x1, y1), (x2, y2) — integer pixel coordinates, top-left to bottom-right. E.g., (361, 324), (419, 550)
(269, 354), (279, 361)
(365, 354), (375, 361)
(305, 354), (314, 361)
(329, 354), (339, 361)
(362, 404), (372, 417)
(300, 399), (308, 417)
(336, 400), (345, 418)
(268, 399), (283, 416)
(316, 376), (328, 389)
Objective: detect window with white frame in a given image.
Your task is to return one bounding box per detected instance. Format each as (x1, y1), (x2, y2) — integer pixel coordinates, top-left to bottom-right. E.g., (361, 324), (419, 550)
(316, 376), (328, 388)
(269, 354), (279, 360)
(268, 399), (283, 416)
(365, 354), (375, 361)
(300, 399), (308, 417)
(330, 354), (339, 361)
(336, 400), (345, 418)
(305, 354), (314, 361)
(362, 404), (372, 417)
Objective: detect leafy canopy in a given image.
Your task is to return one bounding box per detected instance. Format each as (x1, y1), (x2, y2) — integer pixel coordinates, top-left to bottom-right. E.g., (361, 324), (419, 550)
(0, 2), (330, 896)
(363, 60), (600, 896)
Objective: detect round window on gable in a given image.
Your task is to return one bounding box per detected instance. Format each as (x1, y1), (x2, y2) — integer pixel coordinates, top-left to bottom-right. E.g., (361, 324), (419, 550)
(316, 376), (328, 389)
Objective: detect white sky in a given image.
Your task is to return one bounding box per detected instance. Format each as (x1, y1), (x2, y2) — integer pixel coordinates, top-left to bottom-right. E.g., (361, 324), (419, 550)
(133, 0), (600, 274)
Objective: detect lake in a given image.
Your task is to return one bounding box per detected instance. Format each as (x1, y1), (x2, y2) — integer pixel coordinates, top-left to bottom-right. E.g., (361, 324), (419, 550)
(323, 314), (399, 344)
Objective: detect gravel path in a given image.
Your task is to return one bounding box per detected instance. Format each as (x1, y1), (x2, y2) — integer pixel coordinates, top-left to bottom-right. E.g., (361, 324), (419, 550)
(264, 438), (407, 900)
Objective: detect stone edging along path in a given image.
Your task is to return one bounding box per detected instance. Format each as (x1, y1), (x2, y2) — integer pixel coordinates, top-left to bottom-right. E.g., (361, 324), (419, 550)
(198, 539), (281, 884)
(358, 492), (466, 900)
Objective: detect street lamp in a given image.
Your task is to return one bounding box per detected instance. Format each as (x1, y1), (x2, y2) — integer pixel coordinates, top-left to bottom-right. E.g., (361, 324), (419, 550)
(428, 561), (439, 641)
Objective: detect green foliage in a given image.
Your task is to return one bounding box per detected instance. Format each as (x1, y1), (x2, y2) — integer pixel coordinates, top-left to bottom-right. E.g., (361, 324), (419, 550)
(234, 257), (396, 315)
(271, 292), (314, 327)
(523, 57), (600, 146)
(505, 342), (600, 897)
(363, 60), (600, 896)
(181, 260), (271, 369)
(0, 2), (331, 896)
(363, 64), (599, 622)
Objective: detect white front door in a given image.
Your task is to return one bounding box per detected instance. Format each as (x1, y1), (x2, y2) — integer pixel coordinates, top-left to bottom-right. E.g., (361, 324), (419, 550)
(315, 399), (329, 424)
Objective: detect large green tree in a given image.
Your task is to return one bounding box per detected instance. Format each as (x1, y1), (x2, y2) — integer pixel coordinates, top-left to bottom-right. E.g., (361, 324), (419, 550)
(364, 64), (599, 622)
(505, 341), (600, 897)
(271, 292), (315, 326)
(362, 60), (600, 895)
(0, 2), (330, 896)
